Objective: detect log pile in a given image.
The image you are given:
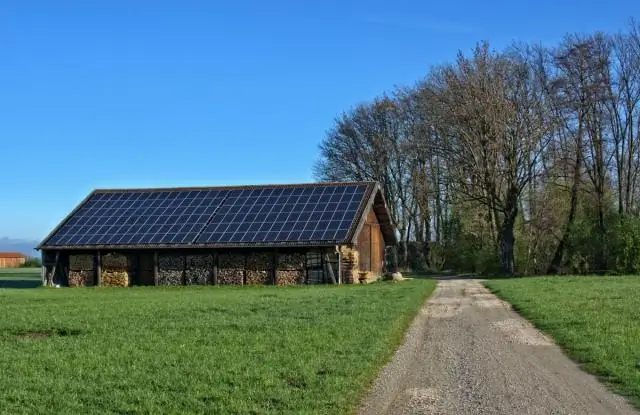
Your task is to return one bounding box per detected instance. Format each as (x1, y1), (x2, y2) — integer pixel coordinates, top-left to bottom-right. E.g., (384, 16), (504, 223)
(101, 253), (130, 287)
(339, 246), (359, 284)
(68, 270), (93, 287)
(218, 253), (245, 285)
(276, 270), (305, 285)
(68, 254), (94, 287)
(277, 252), (306, 285)
(245, 252), (272, 285)
(185, 255), (212, 285)
(158, 254), (185, 285)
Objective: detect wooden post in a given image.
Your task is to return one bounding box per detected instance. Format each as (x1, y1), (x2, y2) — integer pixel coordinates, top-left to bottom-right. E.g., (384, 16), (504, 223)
(324, 253), (337, 284)
(153, 252), (159, 286)
(182, 254), (187, 286)
(272, 249), (278, 285)
(95, 251), (102, 286)
(50, 251), (60, 287)
(242, 253), (247, 286)
(40, 251), (46, 287)
(212, 251), (218, 285)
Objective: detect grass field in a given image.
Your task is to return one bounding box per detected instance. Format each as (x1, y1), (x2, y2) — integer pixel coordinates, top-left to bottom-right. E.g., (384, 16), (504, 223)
(485, 276), (640, 407)
(0, 276), (435, 414)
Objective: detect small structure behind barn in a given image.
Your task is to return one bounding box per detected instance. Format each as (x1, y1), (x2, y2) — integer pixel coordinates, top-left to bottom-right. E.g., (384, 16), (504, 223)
(0, 252), (26, 268)
(37, 181), (396, 287)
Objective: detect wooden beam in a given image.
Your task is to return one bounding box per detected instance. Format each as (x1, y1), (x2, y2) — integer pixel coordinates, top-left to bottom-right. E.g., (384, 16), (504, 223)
(323, 253), (337, 284)
(153, 252), (159, 286)
(50, 251), (60, 287)
(212, 251), (218, 285)
(272, 249), (278, 285)
(95, 251), (102, 286)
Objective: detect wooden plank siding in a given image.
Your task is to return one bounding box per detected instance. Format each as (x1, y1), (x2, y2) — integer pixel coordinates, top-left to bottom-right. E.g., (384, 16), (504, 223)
(356, 208), (385, 276)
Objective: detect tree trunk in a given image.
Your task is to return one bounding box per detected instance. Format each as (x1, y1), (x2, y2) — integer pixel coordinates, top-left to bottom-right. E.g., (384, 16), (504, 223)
(548, 122), (583, 274)
(498, 218), (516, 275)
(498, 187), (519, 276)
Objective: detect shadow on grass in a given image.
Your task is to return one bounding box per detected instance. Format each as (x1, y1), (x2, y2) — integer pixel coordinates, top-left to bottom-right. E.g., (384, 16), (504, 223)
(406, 270), (523, 281)
(0, 276), (41, 289)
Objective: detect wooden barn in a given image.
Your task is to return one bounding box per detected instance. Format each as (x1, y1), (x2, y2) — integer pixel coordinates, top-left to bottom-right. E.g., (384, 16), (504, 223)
(0, 252), (26, 268)
(37, 181), (396, 287)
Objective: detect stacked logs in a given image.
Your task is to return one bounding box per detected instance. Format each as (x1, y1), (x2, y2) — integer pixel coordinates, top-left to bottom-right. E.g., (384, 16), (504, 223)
(276, 252), (305, 286)
(185, 255), (212, 285)
(339, 246), (360, 284)
(68, 254), (94, 287)
(218, 253), (245, 285)
(245, 252), (272, 285)
(101, 253), (130, 287)
(158, 254), (185, 285)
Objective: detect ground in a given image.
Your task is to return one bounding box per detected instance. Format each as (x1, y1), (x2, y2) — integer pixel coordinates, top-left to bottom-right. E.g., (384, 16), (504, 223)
(486, 276), (640, 408)
(358, 279), (637, 415)
(0, 270), (435, 414)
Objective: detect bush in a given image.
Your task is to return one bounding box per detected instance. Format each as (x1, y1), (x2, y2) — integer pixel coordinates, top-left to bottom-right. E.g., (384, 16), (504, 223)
(20, 257), (42, 268)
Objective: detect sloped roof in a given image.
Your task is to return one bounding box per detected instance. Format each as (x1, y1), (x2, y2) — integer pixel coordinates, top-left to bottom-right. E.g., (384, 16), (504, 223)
(38, 181), (397, 250)
(0, 252), (26, 258)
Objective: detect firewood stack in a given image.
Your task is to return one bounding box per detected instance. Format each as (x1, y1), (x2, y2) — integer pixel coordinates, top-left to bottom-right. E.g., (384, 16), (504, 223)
(245, 252), (272, 285)
(101, 253), (130, 287)
(218, 253), (245, 285)
(339, 246), (359, 284)
(68, 254), (95, 287)
(158, 254), (185, 285)
(185, 255), (212, 285)
(276, 253), (305, 285)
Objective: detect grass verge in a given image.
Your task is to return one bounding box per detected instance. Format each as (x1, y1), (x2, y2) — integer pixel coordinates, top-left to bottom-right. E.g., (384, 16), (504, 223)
(0, 278), (435, 414)
(485, 276), (640, 407)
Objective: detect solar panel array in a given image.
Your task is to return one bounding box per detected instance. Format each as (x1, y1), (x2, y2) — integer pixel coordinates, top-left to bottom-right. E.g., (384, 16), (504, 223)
(42, 183), (370, 247)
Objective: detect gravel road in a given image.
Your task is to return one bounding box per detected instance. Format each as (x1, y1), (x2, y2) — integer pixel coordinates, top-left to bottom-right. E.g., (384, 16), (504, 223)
(358, 279), (637, 415)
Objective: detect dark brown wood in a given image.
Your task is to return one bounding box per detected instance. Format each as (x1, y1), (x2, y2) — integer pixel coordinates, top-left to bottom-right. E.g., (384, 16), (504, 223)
(323, 253), (337, 284)
(242, 253), (247, 286)
(153, 251), (159, 286)
(272, 249), (278, 285)
(95, 251), (102, 286)
(212, 251), (218, 285)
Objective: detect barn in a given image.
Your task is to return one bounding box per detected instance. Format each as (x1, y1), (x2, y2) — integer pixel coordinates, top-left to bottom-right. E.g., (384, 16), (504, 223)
(37, 181), (397, 287)
(0, 252), (26, 268)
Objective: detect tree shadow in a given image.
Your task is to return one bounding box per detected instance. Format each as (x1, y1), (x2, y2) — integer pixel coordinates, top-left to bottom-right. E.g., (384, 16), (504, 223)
(0, 276), (42, 289)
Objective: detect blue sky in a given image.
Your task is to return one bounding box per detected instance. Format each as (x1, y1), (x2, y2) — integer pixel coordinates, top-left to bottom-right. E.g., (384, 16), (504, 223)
(0, 0), (636, 240)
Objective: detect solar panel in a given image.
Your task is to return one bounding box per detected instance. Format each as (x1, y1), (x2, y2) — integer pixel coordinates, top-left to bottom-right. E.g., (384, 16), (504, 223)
(195, 184), (367, 244)
(42, 183), (371, 247)
(46, 190), (229, 246)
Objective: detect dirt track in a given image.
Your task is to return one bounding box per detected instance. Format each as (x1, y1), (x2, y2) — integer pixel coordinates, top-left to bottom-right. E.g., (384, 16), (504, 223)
(358, 279), (637, 415)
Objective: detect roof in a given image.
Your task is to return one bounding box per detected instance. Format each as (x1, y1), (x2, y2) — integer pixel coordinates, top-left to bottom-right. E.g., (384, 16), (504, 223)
(0, 252), (26, 259)
(38, 181), (397, 250)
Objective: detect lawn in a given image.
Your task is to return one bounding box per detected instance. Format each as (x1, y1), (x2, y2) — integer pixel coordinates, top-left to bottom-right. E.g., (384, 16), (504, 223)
(0, 278), (435, 414)
(485, 276), (640, 407)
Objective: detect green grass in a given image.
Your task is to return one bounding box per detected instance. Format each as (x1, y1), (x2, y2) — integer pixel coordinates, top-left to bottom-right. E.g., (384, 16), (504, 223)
(0, 278), (435, 414)
(485, 276), (640, 407)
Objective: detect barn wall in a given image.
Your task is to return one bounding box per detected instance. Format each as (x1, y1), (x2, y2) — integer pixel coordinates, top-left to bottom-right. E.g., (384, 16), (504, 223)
(0, 257), (26, 268)
(355, 208), (385, 277)
(61, 247), (343, 287)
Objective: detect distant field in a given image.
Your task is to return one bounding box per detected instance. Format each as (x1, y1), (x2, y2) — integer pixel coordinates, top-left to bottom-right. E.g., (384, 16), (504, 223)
(0, 278), (435, 414)
(485, 276), (640, 407)
(0, 267), (40, 274)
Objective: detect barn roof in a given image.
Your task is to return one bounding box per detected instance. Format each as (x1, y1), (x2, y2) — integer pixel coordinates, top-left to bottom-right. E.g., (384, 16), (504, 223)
(38, 181), (397, 250)
(0, 252), (26, 259)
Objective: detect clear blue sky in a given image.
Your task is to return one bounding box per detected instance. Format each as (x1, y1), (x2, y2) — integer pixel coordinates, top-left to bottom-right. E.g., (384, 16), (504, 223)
(0, 0), (636, 240)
